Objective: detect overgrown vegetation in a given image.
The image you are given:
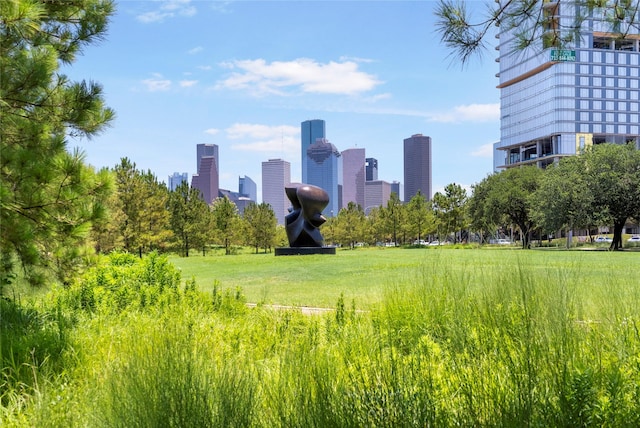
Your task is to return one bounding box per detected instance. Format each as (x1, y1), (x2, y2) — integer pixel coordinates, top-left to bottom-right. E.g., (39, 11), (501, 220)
(2, 251), (639, 426)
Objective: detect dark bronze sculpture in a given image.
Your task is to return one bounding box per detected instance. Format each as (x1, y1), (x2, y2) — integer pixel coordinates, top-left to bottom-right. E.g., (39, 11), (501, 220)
(284, 183), (329, 247)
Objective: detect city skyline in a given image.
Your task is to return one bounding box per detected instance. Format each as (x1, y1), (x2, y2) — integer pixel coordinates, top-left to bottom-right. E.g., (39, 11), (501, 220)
(61, 1), (499, 203)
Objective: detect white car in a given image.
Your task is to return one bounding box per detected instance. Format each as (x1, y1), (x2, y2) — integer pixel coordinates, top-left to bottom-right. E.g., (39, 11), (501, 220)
(413, 239), (428, 246)
(627, 235), (640, 243)
(428, 241), (440, 246)
(594, 236), (613, 243)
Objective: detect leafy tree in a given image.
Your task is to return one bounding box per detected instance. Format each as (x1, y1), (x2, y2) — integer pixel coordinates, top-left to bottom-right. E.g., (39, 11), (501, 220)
(432, 183), (468, 243)
(474, 167), (543, 248)
(1, 0), (115, 285)
(406, 191), (435, 243)
(113, 158), (171, 256)
(91, 169), (125, 254)
(365, 206), (385, 245)
(243, 202), (277, 253)
(380, 193), (404, 245)
(532, 156), (598, 247)
(436, 0), (640, 64)
(334, 202), (367, 249)
(138, 170), (172, 252)
(582, 143), (640, 250)
(211, 196), (241, 255)
(467, 177), (497, 244)
(168, 182), (211, 257)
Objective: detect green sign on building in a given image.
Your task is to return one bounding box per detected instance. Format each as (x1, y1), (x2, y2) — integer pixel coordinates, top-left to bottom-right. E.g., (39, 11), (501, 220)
(550, 49), (576, 62)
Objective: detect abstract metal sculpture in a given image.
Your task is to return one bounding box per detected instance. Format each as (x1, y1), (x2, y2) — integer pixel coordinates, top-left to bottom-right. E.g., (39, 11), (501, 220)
(284, 183), (329, 247)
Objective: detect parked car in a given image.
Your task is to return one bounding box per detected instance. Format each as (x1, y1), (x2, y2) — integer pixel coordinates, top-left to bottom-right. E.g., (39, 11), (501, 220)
(413, 239), (428, 246)
(627, 235), (640, 243)
(594, 236), (613, 243)
(428, 241), (440, 246)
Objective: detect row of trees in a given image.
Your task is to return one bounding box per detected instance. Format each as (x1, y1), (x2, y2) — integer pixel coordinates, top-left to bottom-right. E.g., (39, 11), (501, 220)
(91, 158), (281, 259)
(469, 143), (640, 250)
(323, 185), (469, 249)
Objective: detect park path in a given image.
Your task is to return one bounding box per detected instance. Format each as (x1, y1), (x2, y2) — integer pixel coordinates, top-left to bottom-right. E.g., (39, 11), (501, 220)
(246, 303), (334, 315)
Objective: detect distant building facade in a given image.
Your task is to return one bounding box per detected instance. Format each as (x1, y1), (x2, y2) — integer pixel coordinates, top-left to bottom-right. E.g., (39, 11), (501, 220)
(238, 175), (257, 202)
(262, 158), (291, 225)
(168, 172), (188, 191)
(365, 157), (378, 181)
(301, 119), (326, 183)
(218, 189), (251, 216)
(364, 180), (392, 215)
(307, 138), (342, 217)
(191, 144), (219, 204)
(341, 148), (366, 210)
(493, 0), (640, 170)
(403, 134), (432, 202)
(390, 181), (403, 202)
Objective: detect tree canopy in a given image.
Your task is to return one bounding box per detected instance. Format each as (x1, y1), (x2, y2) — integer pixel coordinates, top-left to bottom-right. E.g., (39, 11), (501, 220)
(1, 0), (116, 285)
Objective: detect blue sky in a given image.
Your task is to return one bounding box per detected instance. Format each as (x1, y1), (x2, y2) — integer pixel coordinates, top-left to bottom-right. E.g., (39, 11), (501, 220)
(65, 0), (500, 201)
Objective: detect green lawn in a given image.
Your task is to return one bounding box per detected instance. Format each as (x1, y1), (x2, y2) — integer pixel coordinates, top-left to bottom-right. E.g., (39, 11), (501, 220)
(169, 247), (640, 309)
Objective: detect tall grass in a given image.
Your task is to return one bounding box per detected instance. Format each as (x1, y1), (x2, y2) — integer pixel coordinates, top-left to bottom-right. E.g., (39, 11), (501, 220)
(2, 251), (639, 426)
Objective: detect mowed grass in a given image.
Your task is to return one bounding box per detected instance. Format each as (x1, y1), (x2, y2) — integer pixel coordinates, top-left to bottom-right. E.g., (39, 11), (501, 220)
(169, 247), (640, 309)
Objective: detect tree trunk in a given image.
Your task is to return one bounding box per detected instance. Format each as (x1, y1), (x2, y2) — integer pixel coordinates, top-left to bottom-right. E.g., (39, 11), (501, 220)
(611, 220), (625, 251)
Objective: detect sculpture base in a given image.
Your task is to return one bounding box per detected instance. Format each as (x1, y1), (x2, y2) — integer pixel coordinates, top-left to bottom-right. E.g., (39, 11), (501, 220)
(275, 247), (336, 256)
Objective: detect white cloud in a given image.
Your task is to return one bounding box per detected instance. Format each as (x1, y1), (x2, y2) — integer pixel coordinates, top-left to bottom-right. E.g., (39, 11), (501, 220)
(428, 103), (500, 123)
(136, 0), (196, 23)
(187, 46), (203, 55)
(141, 73), (171, 91)
(179, 80), (198, 87)
(471, 142), (495, 158)
(197, 65), (213, 71)
(339, 55), (375, 63)
(225, 123), (299, 154)
(204, 128), (220, 136)
(215, 58), (382, 96)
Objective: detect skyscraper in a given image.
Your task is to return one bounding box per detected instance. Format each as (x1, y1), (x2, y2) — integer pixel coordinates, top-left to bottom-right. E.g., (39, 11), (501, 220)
(341, 148), (366, 210)
(262, 158), (291, 225)
(301, 119), (326, 183)
(238, 175), (257, 202)
(365, 157), (378, 181)
(192, 143), (219, 204)
(403, 134), (432, 202)
(364, 180), (392, 215)
(493, 0), (640, 170)
(307, 138), (342, 217)
(391, 181), (403, 202)
(197, 143), (218, 172)
(168, 172), (188, 191)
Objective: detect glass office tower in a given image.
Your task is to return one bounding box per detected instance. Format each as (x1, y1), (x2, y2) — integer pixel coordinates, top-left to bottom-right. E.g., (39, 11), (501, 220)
(238, 175), (257, 202)
(301, 119), (326, 183)
(403, 134), (432, 202)
(493, 0), (640, 170)
(261, 159), (291, 225)
(306, 138), (342, 217)
(168, 172), (188, 191)
(192, 143), (219, 204)
(342, 148), (366, 210)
